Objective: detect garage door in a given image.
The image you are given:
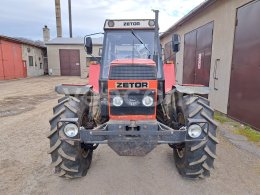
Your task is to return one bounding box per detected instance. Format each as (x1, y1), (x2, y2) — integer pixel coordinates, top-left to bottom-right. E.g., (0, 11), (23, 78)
(59, 49), (80, 76)
(0, 40), (25, 80)
(228, 0), (260, 130)
(183, 22), (214, 86)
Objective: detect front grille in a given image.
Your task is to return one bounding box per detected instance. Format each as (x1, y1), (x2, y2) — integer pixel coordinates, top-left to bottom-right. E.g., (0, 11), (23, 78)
(110, 90), (156, 115)
(109, 64), (157, 80)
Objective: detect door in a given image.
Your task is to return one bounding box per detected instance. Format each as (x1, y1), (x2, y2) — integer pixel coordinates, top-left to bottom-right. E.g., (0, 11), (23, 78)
(228, 0), (260, 130)
(0, 40), (24, 80)
(183, 30), (197, 84)
(183, 22), (214, 86)
(22, 60), (27, 77)
(59, 49), (80, 76)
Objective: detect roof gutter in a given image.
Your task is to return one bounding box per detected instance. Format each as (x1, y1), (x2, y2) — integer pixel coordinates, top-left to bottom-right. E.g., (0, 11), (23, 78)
(0, 35), (46, 48)
(160, 0), (217, 39)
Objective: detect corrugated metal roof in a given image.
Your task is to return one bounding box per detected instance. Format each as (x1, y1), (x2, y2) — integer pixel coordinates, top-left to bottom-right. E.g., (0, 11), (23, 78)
(46, 37), (103, 45)
(160, 0), (216, 39)
(0, 35), (46, 48)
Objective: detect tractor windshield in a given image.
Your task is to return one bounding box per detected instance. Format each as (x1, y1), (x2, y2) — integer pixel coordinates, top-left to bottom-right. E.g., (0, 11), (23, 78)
(101, 30), (155, 79)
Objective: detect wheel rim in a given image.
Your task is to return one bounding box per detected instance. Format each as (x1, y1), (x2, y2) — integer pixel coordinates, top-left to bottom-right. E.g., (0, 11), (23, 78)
(176, 112), (186, 158)
(176, 147), (185, 158)
(80, 104), (97, 159)
(81, 148), (90, 158)
(177, 112), (185, 126)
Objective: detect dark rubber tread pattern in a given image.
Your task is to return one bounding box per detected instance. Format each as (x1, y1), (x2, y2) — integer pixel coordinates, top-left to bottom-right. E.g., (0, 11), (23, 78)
(174, 95), (218, 179)
(48, 96), (93, 178)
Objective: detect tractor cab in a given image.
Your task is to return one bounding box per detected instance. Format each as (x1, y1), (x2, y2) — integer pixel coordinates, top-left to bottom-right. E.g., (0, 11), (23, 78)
(101, 19), (157, 79)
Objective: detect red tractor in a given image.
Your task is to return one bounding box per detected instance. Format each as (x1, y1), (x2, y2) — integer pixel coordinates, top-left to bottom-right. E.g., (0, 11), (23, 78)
(48, 10), (218, 179)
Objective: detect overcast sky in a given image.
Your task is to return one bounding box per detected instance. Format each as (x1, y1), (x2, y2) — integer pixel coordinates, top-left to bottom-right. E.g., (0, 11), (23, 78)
(0, 0), (205, 41)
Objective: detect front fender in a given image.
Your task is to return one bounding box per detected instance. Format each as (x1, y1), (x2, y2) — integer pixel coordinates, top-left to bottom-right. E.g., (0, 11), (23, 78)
(55, 84), (92, 95)
(174, 85), (209, 95)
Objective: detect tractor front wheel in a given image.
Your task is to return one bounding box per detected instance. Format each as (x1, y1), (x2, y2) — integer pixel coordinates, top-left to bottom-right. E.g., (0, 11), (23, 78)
(47, 96), (93, 178)
(174, 95), (218, 179)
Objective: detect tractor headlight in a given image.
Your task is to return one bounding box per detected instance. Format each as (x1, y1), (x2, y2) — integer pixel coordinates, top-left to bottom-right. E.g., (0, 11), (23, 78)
(188, 124), (202, 138)
(64, 123), (79, 138)
(112, 96), (123, 107)
(142, 96), (154, 107)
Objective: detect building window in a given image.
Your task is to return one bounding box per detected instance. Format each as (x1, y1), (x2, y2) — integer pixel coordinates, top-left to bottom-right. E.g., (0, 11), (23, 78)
(98, 48), (102, 56)
(40, 63), (42, 69)
(29, 56), (34, 66)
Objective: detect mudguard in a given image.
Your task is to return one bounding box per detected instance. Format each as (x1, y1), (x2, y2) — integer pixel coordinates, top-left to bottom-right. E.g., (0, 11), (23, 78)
(174, 85), (209, 95)
(55, 84), (92, 95)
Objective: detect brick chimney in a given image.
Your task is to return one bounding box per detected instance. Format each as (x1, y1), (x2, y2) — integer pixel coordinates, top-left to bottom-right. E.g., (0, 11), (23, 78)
(43, 25), (50, 42)
(55, 0), (62, 37)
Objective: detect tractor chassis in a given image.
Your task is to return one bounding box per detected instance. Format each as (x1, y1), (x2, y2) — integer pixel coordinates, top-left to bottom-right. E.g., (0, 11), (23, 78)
(59, 118), (208, 156)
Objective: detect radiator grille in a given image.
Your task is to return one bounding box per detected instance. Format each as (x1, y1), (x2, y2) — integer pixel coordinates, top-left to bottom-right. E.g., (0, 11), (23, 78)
(109, 90), (156, 115)
(109, 64), (156, 80)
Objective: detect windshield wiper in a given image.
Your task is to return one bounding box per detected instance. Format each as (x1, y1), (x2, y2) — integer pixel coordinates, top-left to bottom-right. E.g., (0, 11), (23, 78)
(131, 29), (151, 58)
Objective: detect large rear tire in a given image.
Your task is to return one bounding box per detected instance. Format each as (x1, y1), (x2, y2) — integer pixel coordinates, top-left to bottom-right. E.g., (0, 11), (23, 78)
(174, 95), (218, 179)
(47, 96), (93, 178)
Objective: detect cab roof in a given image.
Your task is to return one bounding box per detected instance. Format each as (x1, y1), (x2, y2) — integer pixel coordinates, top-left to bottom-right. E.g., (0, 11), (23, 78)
(104, 19), (155, 30)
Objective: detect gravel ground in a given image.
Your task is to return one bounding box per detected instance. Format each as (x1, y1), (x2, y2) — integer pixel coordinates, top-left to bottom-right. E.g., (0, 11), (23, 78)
(0, 76), (259, 195)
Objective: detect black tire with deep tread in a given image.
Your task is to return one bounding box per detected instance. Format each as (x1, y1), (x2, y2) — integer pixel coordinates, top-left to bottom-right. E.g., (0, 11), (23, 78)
(58, 96), (69, 103)
(174, 95), (218, 179)
(48, 96), (93, 178)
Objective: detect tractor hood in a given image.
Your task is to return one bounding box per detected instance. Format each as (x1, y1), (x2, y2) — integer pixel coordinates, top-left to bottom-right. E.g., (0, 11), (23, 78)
(108, 59), (157, 80)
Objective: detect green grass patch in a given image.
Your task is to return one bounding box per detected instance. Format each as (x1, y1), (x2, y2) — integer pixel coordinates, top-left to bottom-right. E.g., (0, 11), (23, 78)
(232, 123), (240, 128)
(214, 113), (230, 124)
(235, 126), (260, 143)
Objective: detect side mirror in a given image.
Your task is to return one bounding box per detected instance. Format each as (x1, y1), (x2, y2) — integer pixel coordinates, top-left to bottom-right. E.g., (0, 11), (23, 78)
(172, 34), (180, 53)
(84, 37), (93, 54)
